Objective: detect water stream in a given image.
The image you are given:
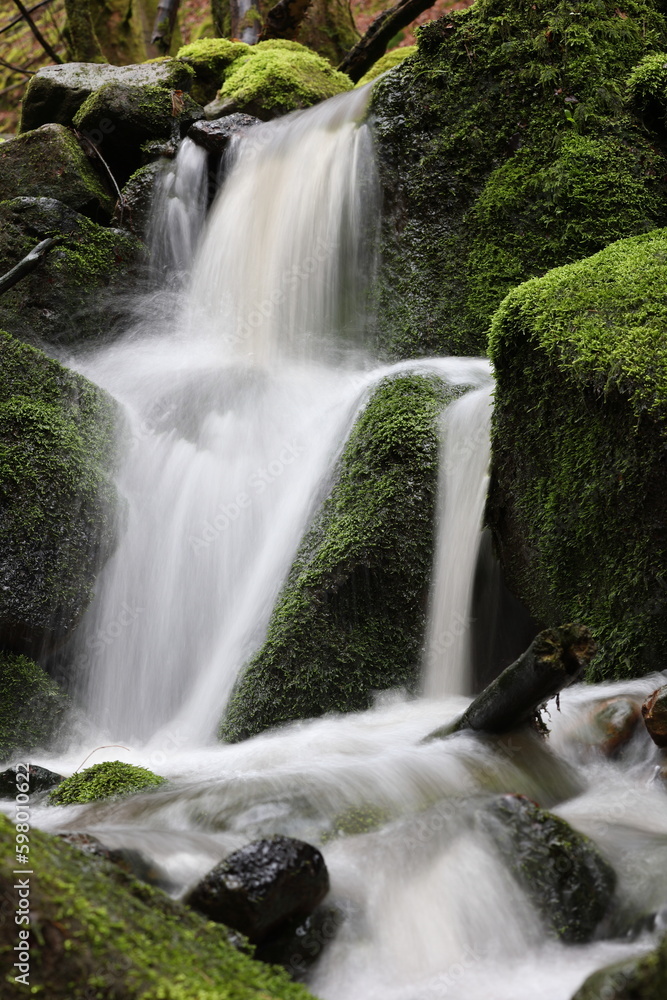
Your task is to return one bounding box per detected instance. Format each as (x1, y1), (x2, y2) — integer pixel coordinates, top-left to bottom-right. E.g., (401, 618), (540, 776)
(11, 87), (667, 1000)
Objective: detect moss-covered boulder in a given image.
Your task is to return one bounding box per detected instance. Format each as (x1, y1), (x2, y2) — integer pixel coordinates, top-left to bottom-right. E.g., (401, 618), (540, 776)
(0, 813), (317, 1000)
(0, 330), (119, 657)
(177, 38), (250, 104)
(571, 939), (667, 1000)
(221, 373), (453, 742)
(0, 197), (146, 348)
(0, 653), (69, 762)
(478, 794), (616, 943)
(206, 40), (353, 122)
(0, 124), (113, 221)
(112, 160), (162, 237)
(487, 228), (667, 681)
(371, 0), (667, 359)
(19, 59), (195, 134)
(72, 81), (203, 185)
(357, 45), (417, 87)
(49, 761), (165, 805)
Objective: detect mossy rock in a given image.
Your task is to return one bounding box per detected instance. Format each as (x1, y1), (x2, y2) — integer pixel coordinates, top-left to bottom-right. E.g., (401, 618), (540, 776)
(572, 939), (667, 1000)
(221, 373), (457, 742)
(487, 228), (667, 681)
(0, 197), (147, 348)
(371, 0), (667, 359)
(49, 761), (165, 805)
(209, 40), (353, 122)
(0, 813), (318, 1000)
(0, 329), (120, 657)
(73, 82), (203, 185)
(0, 652), (68, 762)
(113, 160), (162, 238)
(0, 124), (113, 222)
(357, 45), (417, 87)
(177, 38), (250, 104)
(20, 59), (195, 134)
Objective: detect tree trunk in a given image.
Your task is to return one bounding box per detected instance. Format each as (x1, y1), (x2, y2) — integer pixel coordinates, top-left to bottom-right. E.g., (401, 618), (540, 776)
(64, 0), (106, 62)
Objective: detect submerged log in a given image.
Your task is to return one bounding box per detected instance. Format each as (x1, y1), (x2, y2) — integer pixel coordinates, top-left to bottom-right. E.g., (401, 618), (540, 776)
(425, 624), (597, 741)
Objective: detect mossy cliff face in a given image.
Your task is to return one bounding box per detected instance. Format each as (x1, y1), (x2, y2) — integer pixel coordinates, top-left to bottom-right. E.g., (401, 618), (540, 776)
(221, 373), (453, 742)
(0, 330), (119, 658)
(487, 229), (667, 682)
(370, 0), (667, 360)
(0, 652), (68, 762)
(0, 813), (317, 1000)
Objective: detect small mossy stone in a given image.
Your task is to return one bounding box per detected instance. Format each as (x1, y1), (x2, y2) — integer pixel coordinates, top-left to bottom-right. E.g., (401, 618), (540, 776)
(0, 125), (114, 222)
(356, 45), (417, 87)
(0, 653), (68, 763)
(220, 373), (459, 742)
(487, 228), (667, 680)
(0, 812), (318, 999)
(49, 761), (166, 805)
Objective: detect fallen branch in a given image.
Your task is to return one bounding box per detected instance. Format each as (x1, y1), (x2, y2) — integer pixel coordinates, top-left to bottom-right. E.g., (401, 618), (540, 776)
(425, 624), (597, 741)
(338, 0), (436, 83)
(10, 0), (62, 64)
(0, 238), (59, 296)
(258, 0), (314, 41)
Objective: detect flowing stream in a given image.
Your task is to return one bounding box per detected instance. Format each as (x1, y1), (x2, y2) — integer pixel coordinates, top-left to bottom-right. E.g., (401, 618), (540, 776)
(13, 87), (667, 1000)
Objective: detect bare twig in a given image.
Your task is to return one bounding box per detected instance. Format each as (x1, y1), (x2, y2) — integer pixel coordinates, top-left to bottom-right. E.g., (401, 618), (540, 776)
(10, 0), (62, 63)
(0, 54), (35, 75)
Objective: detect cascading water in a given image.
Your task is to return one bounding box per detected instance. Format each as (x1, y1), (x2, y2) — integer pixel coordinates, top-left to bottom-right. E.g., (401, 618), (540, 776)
(14, 86), (667, 1000)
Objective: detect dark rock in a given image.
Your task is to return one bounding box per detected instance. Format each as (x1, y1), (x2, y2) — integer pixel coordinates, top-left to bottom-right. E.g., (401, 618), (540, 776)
(60, 833), (173, 890)
(571, 935), (667, 1000)
(0, 764), (64, 797)
(20, 60), (195, 134)
(642, 685), (667, 747)
(478, 794), (616, 943)
(255, 905), (344, 978)
(0, 125), (113, 222)
(186, 836), (329, 943)
(113, 160), (162, 237)
(0, 197), (147, 349)
(187, 113), (260, 154)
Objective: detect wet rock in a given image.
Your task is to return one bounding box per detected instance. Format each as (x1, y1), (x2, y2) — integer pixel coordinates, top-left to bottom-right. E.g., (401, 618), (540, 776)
(576, 697), (642, 757)
(20, 60), (195, 134)
(186, 836), (329, 943)
(0, 654), (69, 763)
(113, 160), (162, 238)
(571, 934), (667, 1000)
(187, 113), (260, 155)
(255, 905), (344, 978)
(478, 794), (616, 943)
(0, 764), (64, 798)
(60, 833), (173, 890)
(642, 685), (667, 747)
(0, 125), (113, 222)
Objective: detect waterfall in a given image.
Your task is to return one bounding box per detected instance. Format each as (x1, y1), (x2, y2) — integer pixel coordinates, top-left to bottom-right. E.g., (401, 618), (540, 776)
(148, 137), (209, 278)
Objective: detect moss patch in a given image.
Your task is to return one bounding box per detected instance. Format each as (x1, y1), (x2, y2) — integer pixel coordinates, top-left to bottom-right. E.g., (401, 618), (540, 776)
(357, 45), (417, 86)
(371, 0), (667, 359)
(0, 652), (68, 762)
(177, 38), (250, 104)
(487, 228), (667, 680)
(49, 761), (165, 805)
(221, 373), (455, 742)
(0, 813), (318, 999)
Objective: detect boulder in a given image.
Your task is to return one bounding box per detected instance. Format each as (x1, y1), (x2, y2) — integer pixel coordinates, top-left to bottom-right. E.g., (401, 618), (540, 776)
(188, 112), (261, 154)
(478, 794), (616, 943)
(0, 330), (120, 657)
(0, 197), (147, 349)
(72, 83), (204, 186)
(0, 654), (69, 763)
(49, 761), (166, 805)
(580, 697), (642, 757)
(19, 59), (195, 134)
(186, 836), (329, 943)
(205, 40), (353, 122)
(0, 125), (113, 222)
(370, 0), (667, 359)
(571, 939), (667, 1000)
(487, 229), (667, 681)
(642, 685), (667, 747)
(220, 373), (453, 742)
(177, 38), (251, 105)
(112, 160), (163, 237)
(255, 906), (344, 977)
(0, 763), (64, 797)
(0, 813), (317, 1000)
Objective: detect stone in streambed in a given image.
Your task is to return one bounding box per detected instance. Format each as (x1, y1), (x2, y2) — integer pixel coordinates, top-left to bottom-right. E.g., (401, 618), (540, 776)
(571, 697), (642, 758)
(0, 763), (64, 797)
(642, 685), (667, 747)
(186, 836), (329, 943)
(187, 113), (261, 154)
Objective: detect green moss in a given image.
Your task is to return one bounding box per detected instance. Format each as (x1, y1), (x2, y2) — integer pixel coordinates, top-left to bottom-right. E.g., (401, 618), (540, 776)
(487, 228), (667, 680)
(221, 373), (456, 742)
(357, 45), (417, 86)
(0, 329), (119, 655)
(572, 938), (667, 1000)
(49, 761), (166, 805)
(0, 813), (317, 999)
(215, 39), (353, 119)
(177, 38), (250, 104)
(371, 0), (667, 360)
(321, 805), (391, 842)
(0, 652), (68, 762)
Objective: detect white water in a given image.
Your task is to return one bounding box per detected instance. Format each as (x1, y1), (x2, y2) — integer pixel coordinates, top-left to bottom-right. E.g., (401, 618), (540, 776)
(16, 86), (667, 1000)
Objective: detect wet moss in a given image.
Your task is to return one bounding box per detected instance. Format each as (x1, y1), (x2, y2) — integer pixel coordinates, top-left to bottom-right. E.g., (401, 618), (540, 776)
(49, 761), (166, 805)
(0, 813), (318, 1000)
(0, 652), (68, 762)
(371, 0), (667, 359)
(221, 373), (455, 742)
(487, 228), (667, 681)
(357, 45), (417, 86)
(177, 38), (250, 104)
